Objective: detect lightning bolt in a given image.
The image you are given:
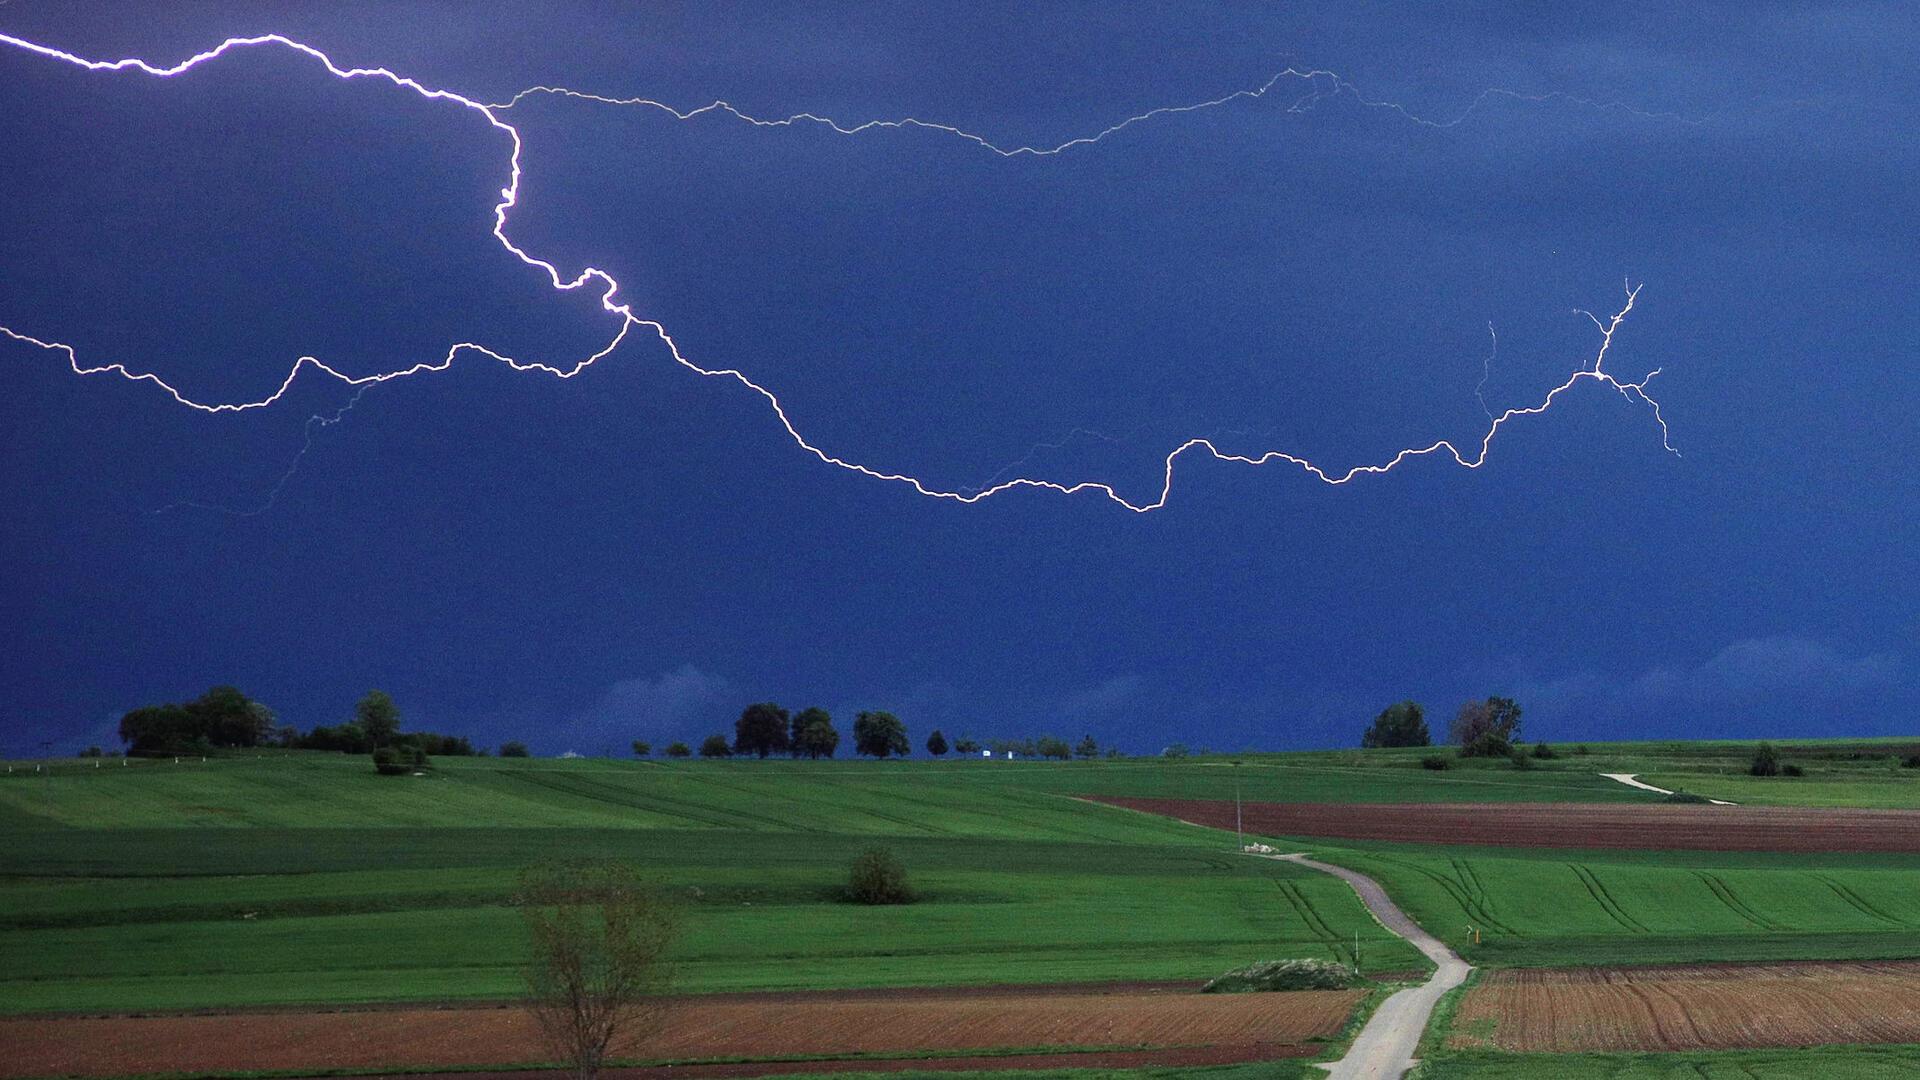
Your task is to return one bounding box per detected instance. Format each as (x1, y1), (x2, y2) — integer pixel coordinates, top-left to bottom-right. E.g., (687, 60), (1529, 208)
(0, 31), (1678, 514)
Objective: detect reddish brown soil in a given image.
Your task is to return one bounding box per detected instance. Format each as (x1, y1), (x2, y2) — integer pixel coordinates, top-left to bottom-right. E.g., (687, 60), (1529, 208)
(1453, 960), (1920, 1051)
(1092, 796), (1920, 852)
(0, 986), (1362, 1079)
(344, 1043), (1308, 1080)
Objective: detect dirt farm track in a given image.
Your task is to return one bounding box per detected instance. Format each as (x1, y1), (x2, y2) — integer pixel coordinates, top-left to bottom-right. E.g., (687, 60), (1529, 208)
(1454, 961), (1920, 1051)
(0, 984), (1361, 1079)
(1090, 797), (1920, 853)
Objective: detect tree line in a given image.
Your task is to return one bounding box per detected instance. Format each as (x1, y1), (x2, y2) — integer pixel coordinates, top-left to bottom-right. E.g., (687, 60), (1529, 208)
(626, 702), (1116, 763)
(116, 686), (475, 759)
(1359, 696), (1538, 762)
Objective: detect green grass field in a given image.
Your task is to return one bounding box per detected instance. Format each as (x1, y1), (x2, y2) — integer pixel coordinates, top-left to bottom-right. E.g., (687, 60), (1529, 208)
(0, 754), (1428, 1014)
(2, 741), (1916, 1042)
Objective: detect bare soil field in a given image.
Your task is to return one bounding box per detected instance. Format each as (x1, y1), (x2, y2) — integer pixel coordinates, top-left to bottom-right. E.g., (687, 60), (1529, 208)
(1091, 797), (1920, 853)
(0, 986), (1363, 1079)
(1452, 961), (1920, 1051)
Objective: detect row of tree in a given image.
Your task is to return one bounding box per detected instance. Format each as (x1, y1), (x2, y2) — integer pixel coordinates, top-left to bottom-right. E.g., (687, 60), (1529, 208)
(1360, 697), (1525, 757)
(624, 703), (1117, 762)
(117, 686), (478, 758)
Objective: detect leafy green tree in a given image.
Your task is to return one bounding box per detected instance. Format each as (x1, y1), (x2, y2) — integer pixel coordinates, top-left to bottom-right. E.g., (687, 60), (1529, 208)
(925, 730), (948, 756)
(852, 711), (909, 759)
(1036, 736), (1071, 760)
(789, 707), (835, 758)
(355, 690), (402, 748)
(698, 734), (732, 758)
(663, 742), (691, 758)
(1074, 734), (1099, 759)
(952, 736), (982, 754)
(1361, 701), (1430, 748)
(793, 710), (839, 759)
(500, 741), (531, 758)
(630, 741), (651, 757)
(1750, 742), (1783, 777)
(733, 702), (789, 758)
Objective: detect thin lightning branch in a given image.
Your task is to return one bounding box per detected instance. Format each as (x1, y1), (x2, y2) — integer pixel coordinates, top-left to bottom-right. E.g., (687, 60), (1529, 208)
(486, 71), (1705, 156)
(152, 387), (370, 516)
(0, 32), (1679, 514)
(1476, 322), (1497, 420)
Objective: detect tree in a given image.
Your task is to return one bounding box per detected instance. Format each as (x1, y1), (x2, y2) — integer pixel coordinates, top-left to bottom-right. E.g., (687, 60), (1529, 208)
(663, 742), (691, 758)
(118, 686), (277, 755)
(852, 711), (909, 759)
(1749, 742), (1782, 777)
(952, 737), (982, 754)
(698, 734), (732, 758)
(792, 709), (839, 759)
(1361, 701), (1430, 749)
(845, 846), (913, 905)
(733, 702), (790, 759)
(500, 741), (531, 758)
(1452, 697), (1523, 757)
(515, 859), (677, 1080)
(1074, 734), (1099, 759)
(631, 741), (651, 757)
(925, 730), (949, 756)
(1036, 736), (1071, 760)
(1163, 744), (1190, 759)
(356, 690), (402, 749)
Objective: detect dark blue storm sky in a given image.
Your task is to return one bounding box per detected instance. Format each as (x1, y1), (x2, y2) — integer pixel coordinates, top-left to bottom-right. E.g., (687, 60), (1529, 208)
(1, 3), (1914, 756)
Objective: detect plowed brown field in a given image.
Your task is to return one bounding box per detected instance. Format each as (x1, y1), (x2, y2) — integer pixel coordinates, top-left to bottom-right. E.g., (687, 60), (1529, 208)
(0, 986), (1364, 1079)
(1453, 961), (1920, 1051)
(1090, 797), (1920, 852)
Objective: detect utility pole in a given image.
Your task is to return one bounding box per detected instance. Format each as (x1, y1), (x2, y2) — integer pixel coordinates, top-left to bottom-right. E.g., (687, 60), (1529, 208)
(1234, 771), (1243, 849)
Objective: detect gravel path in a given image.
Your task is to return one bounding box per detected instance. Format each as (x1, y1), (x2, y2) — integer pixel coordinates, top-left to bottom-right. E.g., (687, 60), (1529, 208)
(1258, 852), (1471, 1080)
(1599, 771), (1737, 804)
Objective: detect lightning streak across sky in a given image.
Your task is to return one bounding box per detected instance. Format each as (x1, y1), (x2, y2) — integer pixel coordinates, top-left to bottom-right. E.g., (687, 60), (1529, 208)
(0, 31), (1678, 514)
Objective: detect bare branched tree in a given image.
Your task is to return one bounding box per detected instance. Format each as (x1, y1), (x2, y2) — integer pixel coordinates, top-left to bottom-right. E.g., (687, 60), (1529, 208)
(515, 859), (677, 1080)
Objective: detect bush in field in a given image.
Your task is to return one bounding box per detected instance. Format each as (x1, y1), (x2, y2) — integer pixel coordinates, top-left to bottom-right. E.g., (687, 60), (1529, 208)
(1531, 742), (1557, 759)
(1782, 763), (1805, 777)
(663, 742), (691, 758)
(500, 741), (531, 758)
(698, 734), (732, 759)
(373, 746), (427, 776)
(1903, 754), (1920, 769)
(1665, 790), (1712, 803)
(1749, 742), (1782, 777)
(846, 846), (913, 905)
(1421, 754), (1450, 771)
(1202, 958), (1355, 993)
(631, 741), (651, 757)
(1508, 748), (1535, 769)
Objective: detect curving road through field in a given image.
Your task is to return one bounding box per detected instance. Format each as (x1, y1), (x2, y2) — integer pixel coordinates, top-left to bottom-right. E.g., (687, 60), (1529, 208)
(1258, 852), (1471, 1080)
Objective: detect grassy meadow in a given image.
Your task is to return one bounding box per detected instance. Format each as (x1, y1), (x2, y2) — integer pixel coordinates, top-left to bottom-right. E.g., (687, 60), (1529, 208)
(2, 739), (1916, 1021)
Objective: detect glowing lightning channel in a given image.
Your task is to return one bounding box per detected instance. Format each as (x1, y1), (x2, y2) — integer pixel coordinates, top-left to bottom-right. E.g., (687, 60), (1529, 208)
(0, 32), (1678, 514)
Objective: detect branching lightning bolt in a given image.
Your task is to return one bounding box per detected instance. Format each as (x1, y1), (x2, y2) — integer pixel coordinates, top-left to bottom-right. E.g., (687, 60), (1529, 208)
(0, 31), (1679, 514)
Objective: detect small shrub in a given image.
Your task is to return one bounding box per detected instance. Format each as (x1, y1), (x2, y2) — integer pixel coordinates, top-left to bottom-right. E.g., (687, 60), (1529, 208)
(1749, 742), (1781, 777)
(499, 741), (531, 758)
(1421, 755), (1450, 771)
(1664, 790), (1712, 804)
(846, 846), (913, 905)
(1202, 958), (1355, 993)
(698, 734), (732, 759)
(1162, 744), (1190, 759)
(373, 746), (427, 775)
(1782, 763), (1805, 777)
(1508, 749), (1535, 769)
(631, 741), (651, 758)
(1573, 745), (1591, 756)
(664, 742), (691, 758)
(1902, 754), (1920, 769)
(1531, 742), (1557, 759)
